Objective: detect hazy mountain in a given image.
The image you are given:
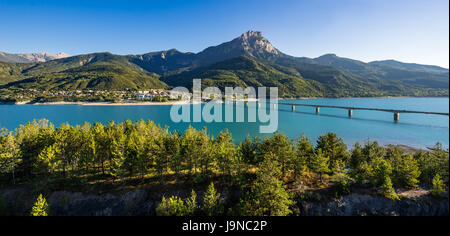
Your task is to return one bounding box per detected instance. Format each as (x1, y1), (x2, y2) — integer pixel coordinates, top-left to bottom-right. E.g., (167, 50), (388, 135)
(0, 30), (448, 97)
(0, 52), (69, 63)
(297, 53), (449, 89)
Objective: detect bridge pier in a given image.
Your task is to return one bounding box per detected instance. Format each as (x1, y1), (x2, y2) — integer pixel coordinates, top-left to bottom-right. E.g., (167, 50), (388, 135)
(292, 105), (295, 111)
(348, 109), (353, 117)
(394, 112), (400, 121)
(316, 107), (320, 114)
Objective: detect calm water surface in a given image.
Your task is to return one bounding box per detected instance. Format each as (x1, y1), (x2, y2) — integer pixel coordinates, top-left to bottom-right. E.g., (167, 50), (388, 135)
(0, 98), (448, 149)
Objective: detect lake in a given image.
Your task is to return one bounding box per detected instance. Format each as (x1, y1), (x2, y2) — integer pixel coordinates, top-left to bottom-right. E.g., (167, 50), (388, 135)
(0, 97), (448, 149)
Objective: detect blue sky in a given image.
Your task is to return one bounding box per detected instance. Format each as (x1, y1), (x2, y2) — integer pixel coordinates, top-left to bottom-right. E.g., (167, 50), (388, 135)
(0, 0), (448, 68)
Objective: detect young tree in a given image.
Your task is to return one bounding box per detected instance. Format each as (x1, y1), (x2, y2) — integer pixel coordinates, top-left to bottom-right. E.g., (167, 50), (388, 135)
(330, 159), (351, 196)
(239, 135), (259, 165)
(379, 176), (398, 201)
(316, 133), (348, 171)
(165, 131), (182, 179)
(430, 174), (445, 198)
(416, 144), (449, 186)
(373, 158), (393, 187)
(239, 154), (293, 216)
(294, 134), (314, 180)
(215, 130), (236, 179)
(310, 149), (330, 183)
(156, 196), (187, 216)
(259, 132), (296, 178)
(0, 133), (21, 184)
(390, 153), (421, 189)
(185, 190), (198, 216)
(109, 134), (126, 181)
(202, 182), (224, 216)
(37, 144), (60, 175)
(30, 194), (50, 216)
(15, 119), (55, 177)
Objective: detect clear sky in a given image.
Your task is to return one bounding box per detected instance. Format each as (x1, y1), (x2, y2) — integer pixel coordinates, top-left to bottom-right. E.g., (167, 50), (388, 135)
(0, 0), (448, 68)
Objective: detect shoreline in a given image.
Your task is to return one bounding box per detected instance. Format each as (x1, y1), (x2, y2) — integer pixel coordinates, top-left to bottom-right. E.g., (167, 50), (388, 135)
(2, 96), (448, 106)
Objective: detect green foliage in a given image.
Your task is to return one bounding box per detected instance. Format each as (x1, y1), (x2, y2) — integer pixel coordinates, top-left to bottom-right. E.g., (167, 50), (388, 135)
(350, 141), (388, 187)
(316, 133), (348, 172)
(186, 190), (198, 215)
(202, 182), (224, 216)
(0, 119), (448, 216)
(30, 194), (50, 216)
(156, 196), (188, 216)
(259, 132), (296, 178)
(416, 143), (449, 186)
(238, 135), (259, 165)
(310, 149), (330, 182)
(292, 135), (313, 181)
(389, 150), (421, 189)
(156, 190), (200, 216)
(379, 176), (398, 201)
(431, 174), (446, 198)
(239, 155), (293, 216)
(0, 133), (21, 184)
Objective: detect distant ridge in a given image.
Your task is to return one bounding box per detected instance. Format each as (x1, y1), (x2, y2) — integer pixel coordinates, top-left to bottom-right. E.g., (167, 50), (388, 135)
(0, 51), (69, 63)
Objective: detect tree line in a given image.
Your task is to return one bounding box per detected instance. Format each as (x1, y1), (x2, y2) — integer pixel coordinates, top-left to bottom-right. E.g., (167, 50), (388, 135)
(0, 119), (448, 216)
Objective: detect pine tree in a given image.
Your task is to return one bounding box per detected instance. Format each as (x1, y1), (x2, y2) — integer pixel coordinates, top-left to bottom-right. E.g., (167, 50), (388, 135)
(239, 155), (293, 216)
(379, 176), (398, 201)
(30, 194), (50, 216)
(330, 159), (351, 196)
(202, 182), (224, 216)
(239, 135), (259, 165)
(295, 134), (314, 180)
(373, 158), (393, 186)
(316, 133), (348, 170)
(431, 174), (445, 198)
(109, 135), (126, 181)
(391, 154), (421, 189)
(215, 130), (236, 179)
(0, 134), (21, 185)
(156, 196), (187, 216)
(310, 149), (330, 183)
(185, 190), (198, 216)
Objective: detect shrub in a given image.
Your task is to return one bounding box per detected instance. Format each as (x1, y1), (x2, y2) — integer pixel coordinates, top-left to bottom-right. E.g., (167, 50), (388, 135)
(30, 194), (50, 216)
(430, 174), (446, 198)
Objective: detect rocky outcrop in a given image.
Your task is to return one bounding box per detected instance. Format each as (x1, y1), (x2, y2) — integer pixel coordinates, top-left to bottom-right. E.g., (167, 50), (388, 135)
(0, 51), (69, 63)
(0, 188), (448, 216)
(47, 190), (156, 216)
(299, 193), (449, 216)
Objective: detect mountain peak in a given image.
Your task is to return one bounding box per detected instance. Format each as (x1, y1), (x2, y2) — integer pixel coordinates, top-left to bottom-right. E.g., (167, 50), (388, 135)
(236, 30), (280, 55)
(240, 30), (263, 39)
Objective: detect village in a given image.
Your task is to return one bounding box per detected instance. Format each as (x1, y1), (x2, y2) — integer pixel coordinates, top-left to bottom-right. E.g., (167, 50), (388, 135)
(0, 88), (188, 104)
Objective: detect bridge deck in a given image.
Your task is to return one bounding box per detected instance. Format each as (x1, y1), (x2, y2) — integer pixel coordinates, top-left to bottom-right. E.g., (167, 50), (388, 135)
(277, 102), (449, 116)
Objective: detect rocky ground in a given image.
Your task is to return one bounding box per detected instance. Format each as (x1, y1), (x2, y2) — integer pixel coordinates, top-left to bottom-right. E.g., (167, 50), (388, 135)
(0, 187), (448, 216)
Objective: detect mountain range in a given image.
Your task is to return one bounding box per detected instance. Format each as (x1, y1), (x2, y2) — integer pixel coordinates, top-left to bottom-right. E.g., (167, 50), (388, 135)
(0, 30), (448, 97)
(0, 52), (69, 63)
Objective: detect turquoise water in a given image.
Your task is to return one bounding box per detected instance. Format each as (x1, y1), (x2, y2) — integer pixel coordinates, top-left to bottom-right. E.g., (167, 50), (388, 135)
(0, 98), (448, 149)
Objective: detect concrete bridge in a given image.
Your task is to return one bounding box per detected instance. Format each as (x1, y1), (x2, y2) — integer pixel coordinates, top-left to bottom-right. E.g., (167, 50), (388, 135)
(275, 102), (449, 121)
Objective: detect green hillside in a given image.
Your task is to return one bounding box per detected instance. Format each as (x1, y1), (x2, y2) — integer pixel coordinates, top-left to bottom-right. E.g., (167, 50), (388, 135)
(163, 56), (324, 97)
(1, 53), (167, 91)
(300, 54), (449, 90)
(0, 62), (34, 85)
